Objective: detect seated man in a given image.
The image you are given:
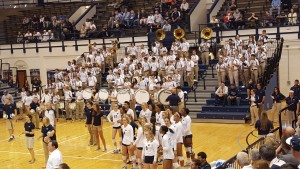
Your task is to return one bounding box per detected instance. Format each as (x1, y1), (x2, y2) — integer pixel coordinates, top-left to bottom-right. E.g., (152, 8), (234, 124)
(227, 84), (241, 106)
(248, 13), (259, 28)
(215, 81), (228, 106)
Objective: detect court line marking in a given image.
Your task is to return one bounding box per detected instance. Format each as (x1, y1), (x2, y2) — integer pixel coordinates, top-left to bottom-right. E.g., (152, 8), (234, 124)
(237, 128), (253, 150)
(0, 150), (122, 162)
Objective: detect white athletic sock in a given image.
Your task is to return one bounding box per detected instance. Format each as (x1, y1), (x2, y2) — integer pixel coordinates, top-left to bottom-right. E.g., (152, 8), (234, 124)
(187, 158), (191, 163)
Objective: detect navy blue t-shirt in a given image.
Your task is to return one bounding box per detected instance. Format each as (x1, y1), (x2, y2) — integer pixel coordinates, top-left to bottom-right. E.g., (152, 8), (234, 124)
(41, 124), (56, 143)
(255, 120), (274, 135)
(3, 103), (16, 119)
(286, 96), (299, 111)
(85, 108), (93, 125)
(93, 111), (103, 126)
(24, 122), (35, 137)
(166, 94), (180, 106)
(256, 89), (265, 103)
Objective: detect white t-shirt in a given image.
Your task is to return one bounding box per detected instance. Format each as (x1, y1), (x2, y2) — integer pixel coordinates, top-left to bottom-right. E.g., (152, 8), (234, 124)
(46, 149), (63, 169)
(122, 124), (134, 145)
(45, 109), (56, 127)
(140, 109), (152, 123)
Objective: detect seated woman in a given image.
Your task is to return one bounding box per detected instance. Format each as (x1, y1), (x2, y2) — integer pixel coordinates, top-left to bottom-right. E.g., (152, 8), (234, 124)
(288, 8), (298, 25)
(255, 111), (274, 137)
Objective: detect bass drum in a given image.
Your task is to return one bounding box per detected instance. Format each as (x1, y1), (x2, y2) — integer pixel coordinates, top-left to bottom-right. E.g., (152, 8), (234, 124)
(117, 89), (131, 104)
(157, 89), (172, 106)
(98, 89), (109, 101)
(82, 88), (93, 100)
(134, 89), (150, 104)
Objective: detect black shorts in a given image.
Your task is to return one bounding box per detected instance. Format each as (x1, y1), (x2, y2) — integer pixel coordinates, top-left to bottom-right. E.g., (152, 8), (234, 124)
(144, 156), (154, 164)
(137, 147), (143, 150)
(113, 126), (121, 129)
(122, 143), (130, 147)
(185, 134), (193, 139)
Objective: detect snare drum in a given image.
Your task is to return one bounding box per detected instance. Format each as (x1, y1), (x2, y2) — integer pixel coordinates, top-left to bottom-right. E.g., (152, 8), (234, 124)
(82, 88), (93, 100)
(69, 102), (76, 110)
(134, 89), (150, 104)
(98, 89), (109, 100)
(117, 89), (131, 104)
(16, 101), (23, 108)
(59, 102), (65, 109)
(157, 89), (172, 106)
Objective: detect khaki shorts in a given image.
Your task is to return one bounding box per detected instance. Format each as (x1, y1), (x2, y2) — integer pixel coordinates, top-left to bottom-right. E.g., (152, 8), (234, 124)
(26, 136), (34, 149)
(6, 119), (15, 130)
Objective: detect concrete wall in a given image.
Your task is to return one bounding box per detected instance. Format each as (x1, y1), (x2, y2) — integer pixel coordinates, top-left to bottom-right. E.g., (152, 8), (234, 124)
(279, 40), (300, 95)
(74, 5), (96, 31)
(190, 0), (214, 32)
(69, 6), (89, 24)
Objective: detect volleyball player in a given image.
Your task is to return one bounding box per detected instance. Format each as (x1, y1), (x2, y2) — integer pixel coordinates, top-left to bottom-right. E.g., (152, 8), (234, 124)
(30, 97), (41, 129)
(3, 98), (17, 142)
(140, 102), (152, 123)
(121, 116), (136, 169)
(22, 114), (35, 163)
(107, 103), (122, 153)
(173, 112), (184, 168)
(85, 101), (95, 146)
(92, 103), (107, 151)
(181, 108), (194, 166)
(142, 129), (159, 169)
(155, 104), (164, 126)
(134, 117), (147, 169)
(164, 117), (179, 169)
(159, 125), (175, 169)
(38, 116), (55, 167)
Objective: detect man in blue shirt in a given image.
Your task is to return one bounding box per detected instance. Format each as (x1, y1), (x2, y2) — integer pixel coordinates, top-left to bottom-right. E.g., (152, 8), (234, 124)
(290, 79), (300, 99)
(166, 88), (181, 113)
(3, 98), (17, 142)
(227, 84), (241, 106)
(270, 0), (281, 15)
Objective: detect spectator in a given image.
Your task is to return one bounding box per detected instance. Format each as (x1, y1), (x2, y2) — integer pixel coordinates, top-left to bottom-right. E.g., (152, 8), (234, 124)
(280, 164), (298, 169)
(22, 17), (30, 29)
(162, 20), (171, 31)
(153, 2), (161, 14)
(80, 23), (87, 38)
(250, 148), (261, 165)
(287, 9), (298, 25)
(154, 10), (163, 27)
(248, 13), (259, 28)
(282, 0), (292, 11)
(190, 159), (201, 169)
(17, 32), (24, 43)
(139, 8), (148, 26)
(252, 160), (270, 169)
(46, 140), (63, 169)
(270, 87), (285, 123)
(270, 0), (281, 15)
(180, 0), (189, 22)
(236, 151), (252, 169)
(276, 11), (287, 26)
(197, 152), (211, 169)
(215, 81), (228, 106)
(286, 136), (300, 162)
(58, 163), (70, 169)
(255, 112), (274, 137)
(277, 134), (300, 166)
(263, 11), (274, 27)
(171, 8), (180, 28)
(122, 8), (130, 27)
(147, 13), (155, 30)
(128, 10), (136, 27)
(227, 83), (241, 106)
(210, 15), (221, 29)
(42, 30), (49, 42)
(285, 90), (299, 125)
(233, 8), (244, 29)
(224, 10), (234, 29)
(259, 144), (286, 168)
(229, 0), (237, 11)
(170, 1), (179, 11)
(88, 21), (97, 37)
(24, 30), (32, 43)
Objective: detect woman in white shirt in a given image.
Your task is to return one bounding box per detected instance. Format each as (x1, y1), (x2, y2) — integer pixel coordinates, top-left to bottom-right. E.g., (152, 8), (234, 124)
(140, 103), (152, 123)
(133, 117), (147, 169)
(121, 116), (136, 169)
(107, 104), (122, 154)
(159, 125), (174, 169)
(173, 112), (184, 168)
(164, 117), (179, 169)
(142, 128), (159, 169)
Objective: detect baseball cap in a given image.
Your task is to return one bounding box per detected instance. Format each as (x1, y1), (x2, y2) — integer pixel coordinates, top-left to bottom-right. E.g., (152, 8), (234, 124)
(286, 136), (300, 151)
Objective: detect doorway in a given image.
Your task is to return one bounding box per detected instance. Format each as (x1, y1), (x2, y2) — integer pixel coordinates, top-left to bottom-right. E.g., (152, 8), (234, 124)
(17, 70), (26, 88)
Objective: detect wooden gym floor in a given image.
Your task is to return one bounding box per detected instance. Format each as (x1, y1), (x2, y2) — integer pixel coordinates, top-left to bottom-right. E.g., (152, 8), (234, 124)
(0, 118), (260, 169)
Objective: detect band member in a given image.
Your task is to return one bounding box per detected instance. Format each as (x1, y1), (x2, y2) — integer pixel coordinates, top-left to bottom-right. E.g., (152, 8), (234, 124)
(63, 86), (72, 119)
(159, 125), (174, 169)
(85, 101), (95, 146)
(75, 86), (84, 120)
(107, 104), (122, 153)
(22, 114), (36, 163)
(185, 56), (194, 87)
(191, 50), (199, 81)
(181, 108), (194, 166)
(55, 79), (64, 97)
(216, 59), (226, 86)
(24, 91), (33, 114)
(108, 87), (118, 111)
(41, 89), (52, 104)
(199, 39), (210, 65)
(3, 98), (17, 142)
(92, 103), (107, 151)
(52, 91), (60, 118)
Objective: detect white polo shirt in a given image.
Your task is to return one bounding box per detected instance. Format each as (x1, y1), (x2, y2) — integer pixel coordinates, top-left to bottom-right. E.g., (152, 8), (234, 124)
(46, 149), (63, 169)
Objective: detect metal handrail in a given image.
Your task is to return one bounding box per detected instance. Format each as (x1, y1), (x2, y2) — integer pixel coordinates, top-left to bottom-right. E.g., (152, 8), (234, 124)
(279, 102), (297, 138)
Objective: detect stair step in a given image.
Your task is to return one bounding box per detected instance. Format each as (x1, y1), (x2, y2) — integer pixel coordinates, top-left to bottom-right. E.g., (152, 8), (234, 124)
(201, 106), (250, 112)
(197, 111), (248, 120)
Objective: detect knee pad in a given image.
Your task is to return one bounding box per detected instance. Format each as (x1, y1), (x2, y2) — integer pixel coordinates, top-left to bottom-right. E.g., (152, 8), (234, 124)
(178, 156), (184, 161)
(130, 155), (136, 161)
(112, 139), (116, 144)
(122, 155), (127, 161)
(186, 147), (191, 153)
